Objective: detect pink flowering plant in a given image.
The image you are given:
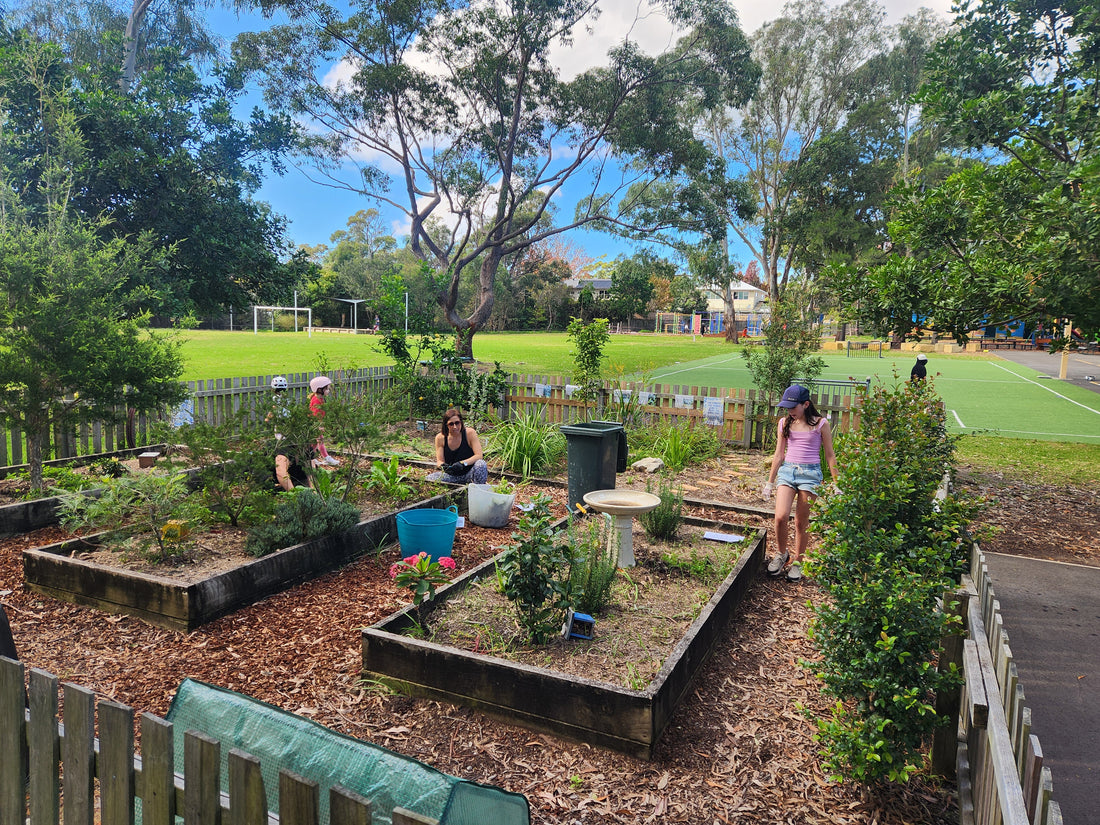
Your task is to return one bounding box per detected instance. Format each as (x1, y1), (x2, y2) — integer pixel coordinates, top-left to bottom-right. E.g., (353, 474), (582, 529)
(389, 552), (457, 607)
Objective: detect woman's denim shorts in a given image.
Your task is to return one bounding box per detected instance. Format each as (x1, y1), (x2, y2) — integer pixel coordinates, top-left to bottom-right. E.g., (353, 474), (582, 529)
(777, 461), (823, 495)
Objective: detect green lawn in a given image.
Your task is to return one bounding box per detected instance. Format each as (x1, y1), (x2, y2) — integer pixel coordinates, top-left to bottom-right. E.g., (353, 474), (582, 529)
(178, 329), (733, 380)
(179, 329), (1100, 448)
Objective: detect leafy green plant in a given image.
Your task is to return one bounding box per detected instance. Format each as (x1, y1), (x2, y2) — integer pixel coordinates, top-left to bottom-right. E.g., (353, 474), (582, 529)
(492, 478), (516, 495)
(13, 465), (96, 498)
(466, 363), (510, 425)
(375, 330), (474, 420)
(486, 408), (566, 477)
(89, 456), (129, 479)
(640, 475), (684, 541)
(363, 456), (414, 502)
(245, 488), (361, 557)
(57, 472), (201, 563)
(566, 317), (610, 419)
(564, 517), (619, 615)
(497, 493), (572, 644)
(806, 379), (979, 783)
(171, 417), (276, 527)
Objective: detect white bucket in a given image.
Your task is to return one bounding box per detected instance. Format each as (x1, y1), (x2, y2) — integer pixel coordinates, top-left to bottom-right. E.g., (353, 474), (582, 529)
(467, 484), (516, 528)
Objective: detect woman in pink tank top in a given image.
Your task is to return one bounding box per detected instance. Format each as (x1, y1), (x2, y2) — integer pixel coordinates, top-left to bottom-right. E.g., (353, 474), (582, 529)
(762, 384), (838, 581)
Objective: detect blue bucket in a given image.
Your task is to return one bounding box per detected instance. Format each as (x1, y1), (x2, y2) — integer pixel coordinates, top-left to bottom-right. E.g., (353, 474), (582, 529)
(395, 505), (459, 562)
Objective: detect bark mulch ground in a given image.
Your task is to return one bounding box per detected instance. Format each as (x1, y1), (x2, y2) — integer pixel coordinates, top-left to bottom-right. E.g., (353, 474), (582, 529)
(3, 449), (1096, 823)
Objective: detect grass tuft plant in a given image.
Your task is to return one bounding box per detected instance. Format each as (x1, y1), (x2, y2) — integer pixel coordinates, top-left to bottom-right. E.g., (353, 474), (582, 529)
(640, 475), (684, 541)
(485, 409), (566, 477)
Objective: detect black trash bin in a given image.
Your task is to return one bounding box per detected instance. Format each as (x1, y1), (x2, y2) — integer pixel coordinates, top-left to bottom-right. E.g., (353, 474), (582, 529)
(559, 420), (627, 512)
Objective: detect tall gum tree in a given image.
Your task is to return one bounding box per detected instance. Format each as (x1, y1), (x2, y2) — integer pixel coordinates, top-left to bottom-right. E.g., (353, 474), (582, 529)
(234, 0), (758, 357)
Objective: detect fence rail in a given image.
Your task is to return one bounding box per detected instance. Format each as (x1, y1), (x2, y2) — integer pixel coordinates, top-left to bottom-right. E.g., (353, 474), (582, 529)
(0, 366), (867, 475)
(0, 656), (437, 825)
(504, 373), (863, 447)
(955, 543), (1063, 825)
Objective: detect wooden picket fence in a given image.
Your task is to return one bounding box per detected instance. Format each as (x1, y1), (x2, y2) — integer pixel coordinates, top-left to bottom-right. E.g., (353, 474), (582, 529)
(0, 367), (866, 473)
(954, 543), (1063, 825)
(0, 656), (437, 825)
(505, 374), (866, 447)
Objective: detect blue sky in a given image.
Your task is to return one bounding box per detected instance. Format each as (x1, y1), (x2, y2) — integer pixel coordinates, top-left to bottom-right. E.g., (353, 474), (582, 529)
(211, 0), (952, 267)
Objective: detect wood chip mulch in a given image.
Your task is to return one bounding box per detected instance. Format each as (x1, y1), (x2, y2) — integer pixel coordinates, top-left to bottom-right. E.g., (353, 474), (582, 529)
(7, 451), (1094, 823)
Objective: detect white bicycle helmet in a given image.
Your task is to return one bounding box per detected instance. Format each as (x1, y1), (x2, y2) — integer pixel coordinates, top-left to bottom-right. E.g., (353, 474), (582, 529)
(270, 376), (289, 390)
(309, 376), (332, 393)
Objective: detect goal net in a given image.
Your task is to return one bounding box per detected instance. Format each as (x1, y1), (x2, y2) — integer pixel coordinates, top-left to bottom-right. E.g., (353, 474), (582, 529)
(253, 305), (312, 334)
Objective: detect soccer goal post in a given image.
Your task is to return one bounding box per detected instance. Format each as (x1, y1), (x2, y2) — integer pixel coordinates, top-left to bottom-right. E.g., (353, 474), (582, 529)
(253, 305), (312, 336)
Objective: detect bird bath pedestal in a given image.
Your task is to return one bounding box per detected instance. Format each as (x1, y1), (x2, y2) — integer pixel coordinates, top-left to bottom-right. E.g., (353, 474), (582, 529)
(581, 489), (661, 567)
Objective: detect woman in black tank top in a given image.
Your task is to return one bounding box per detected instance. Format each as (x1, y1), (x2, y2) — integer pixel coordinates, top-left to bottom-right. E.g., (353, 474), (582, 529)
(433, 408), (488, 484)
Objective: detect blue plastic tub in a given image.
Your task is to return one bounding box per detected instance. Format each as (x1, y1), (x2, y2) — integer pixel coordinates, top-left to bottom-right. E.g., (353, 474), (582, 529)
(395, 505), (459, 562)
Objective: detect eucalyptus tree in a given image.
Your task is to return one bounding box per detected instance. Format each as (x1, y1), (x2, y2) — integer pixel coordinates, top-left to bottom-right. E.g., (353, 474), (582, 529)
(234, 0), (758, 357)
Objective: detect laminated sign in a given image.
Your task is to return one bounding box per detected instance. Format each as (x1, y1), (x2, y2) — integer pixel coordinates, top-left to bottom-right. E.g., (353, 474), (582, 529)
(703, 397), (724, 426)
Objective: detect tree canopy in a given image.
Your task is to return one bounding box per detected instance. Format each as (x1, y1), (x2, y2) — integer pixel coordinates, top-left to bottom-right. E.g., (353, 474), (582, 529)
(234, 0), (759, 356)
(835, 0), (1100, 342)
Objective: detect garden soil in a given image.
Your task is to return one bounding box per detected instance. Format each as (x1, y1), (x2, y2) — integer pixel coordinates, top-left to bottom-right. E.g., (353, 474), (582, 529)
(1, 446), (1097, 824)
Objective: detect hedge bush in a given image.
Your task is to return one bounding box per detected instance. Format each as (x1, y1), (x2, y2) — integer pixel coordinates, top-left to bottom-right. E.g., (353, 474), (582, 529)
(806, 378), (978, 783)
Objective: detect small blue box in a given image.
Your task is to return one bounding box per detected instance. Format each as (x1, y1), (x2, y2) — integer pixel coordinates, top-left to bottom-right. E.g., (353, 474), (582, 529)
(562, 609), (595, 640)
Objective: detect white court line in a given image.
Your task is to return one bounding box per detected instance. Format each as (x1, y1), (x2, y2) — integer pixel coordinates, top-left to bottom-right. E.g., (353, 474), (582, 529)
(955, 427), (1100, 439)
(989, 362), (1100, 416)
(652, 355), (743, 380)
(951, 409), (965, 428)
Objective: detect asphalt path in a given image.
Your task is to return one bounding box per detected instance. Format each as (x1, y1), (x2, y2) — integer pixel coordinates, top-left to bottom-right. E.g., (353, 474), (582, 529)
(984, 552), (1100, 825)
(991, 349), (1100, 395)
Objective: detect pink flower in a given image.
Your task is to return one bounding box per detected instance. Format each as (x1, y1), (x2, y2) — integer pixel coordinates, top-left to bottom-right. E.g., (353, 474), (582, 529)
(388, 563), (401, 578)
(439, 556), (456, 570)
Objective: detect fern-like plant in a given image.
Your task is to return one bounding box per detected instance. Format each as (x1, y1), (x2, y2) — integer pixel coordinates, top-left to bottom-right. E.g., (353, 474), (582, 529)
(565, 516), (619, 615)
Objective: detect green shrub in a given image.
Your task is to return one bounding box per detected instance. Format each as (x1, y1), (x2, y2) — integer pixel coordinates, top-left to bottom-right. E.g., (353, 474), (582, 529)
(497, 494), (572, 644)
(806, 379), (979, 783)
(640, 475), (684, 541)
(57, 472), (202, 563)
(486, 408), (566, 478)
(246, 488), (361, 557)
(14, 464), (96, 497)
(564, 517), (618, 615)
(171, 416), (275, 527)
(89, 456), (129, 479)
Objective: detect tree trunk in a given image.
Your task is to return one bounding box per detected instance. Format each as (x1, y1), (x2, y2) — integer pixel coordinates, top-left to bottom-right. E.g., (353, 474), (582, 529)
(25, 414), (48, 494)
(120, 0), (154, 94)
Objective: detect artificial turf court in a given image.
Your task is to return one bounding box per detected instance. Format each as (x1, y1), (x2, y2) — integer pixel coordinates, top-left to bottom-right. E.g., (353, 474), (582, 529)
(642, 350), (1100, 444)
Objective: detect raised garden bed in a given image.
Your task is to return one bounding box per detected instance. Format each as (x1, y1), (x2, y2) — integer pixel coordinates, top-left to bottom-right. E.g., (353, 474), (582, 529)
(22, 489), (466, 632)
(361, 516), (766, 759)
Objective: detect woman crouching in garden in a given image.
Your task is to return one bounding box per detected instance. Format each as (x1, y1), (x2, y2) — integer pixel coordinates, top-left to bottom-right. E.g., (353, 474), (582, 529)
(430, 408), (488, 484)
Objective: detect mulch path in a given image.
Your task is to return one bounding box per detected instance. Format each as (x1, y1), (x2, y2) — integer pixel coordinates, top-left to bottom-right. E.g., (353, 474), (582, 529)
(3, 448), (1097, 823)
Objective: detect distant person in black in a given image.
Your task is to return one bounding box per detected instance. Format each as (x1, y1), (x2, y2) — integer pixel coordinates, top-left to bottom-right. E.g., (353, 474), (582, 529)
(274, 444), (315, 492)
(911, 353), (928, 382)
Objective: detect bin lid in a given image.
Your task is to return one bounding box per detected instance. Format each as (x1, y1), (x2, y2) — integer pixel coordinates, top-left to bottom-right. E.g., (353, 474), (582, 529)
(559, 420), (624, 435)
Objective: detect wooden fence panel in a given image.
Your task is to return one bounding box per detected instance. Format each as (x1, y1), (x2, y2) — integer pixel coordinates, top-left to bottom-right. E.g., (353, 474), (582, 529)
(63, 682), (96, 825)
(28, 668), (60, 825)
(279, 769), (320, 825)
(1, 664), (428, 825)
(185, 730), (222, 824)
(99, 700), (135, 825)
(229, 750), (269, 825)
(0, 656), (25, 825)
(142, 713), (176, 825)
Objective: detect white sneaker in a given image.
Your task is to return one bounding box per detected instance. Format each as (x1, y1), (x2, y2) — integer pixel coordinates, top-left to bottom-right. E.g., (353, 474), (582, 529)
(786, 562), (803, 582)
(322, 455), (340, 466)
(767, 552), (789, 576)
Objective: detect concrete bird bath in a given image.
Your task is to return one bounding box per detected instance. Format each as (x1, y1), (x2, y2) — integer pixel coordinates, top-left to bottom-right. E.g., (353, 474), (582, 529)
(582, 489), (661, 567)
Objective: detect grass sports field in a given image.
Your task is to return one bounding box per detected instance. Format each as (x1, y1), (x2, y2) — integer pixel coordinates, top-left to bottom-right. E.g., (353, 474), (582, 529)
(639, 348), (1100, 444)
(179, 330), (1100, 444)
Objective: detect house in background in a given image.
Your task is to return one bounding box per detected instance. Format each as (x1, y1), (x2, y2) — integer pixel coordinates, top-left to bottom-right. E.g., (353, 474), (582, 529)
(564, 276), (613, 300)
(702, 280), (768, 316)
